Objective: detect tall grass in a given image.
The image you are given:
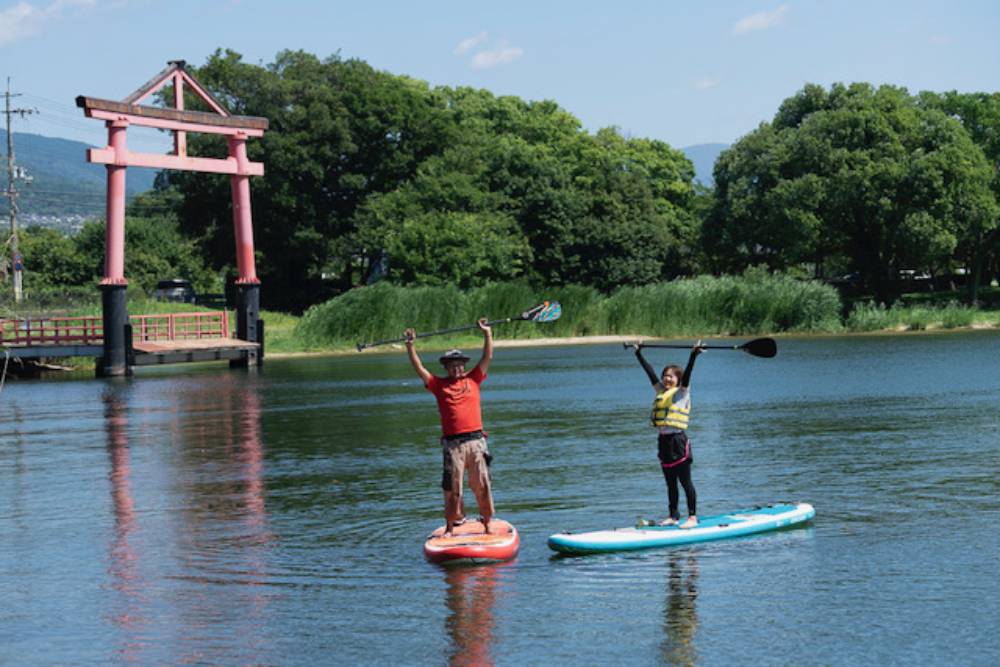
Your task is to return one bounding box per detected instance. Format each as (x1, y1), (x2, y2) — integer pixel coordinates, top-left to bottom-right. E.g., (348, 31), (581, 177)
(0, 286), (224, 319)
(0, 286), (99, 318)
(295, 273), (843, 347)
(597, 272), (842, 336)
(845, 300), (980, 332)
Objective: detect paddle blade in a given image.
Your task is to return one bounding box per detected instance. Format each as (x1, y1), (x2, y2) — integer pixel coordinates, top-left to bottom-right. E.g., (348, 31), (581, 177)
(740, 337), (777, 358)
(523, 301), (562, 323)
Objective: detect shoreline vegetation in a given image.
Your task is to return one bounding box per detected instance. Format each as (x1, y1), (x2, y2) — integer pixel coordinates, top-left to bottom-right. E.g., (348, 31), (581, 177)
(5, 274), (999, 374)
(270, 325), (1000, 360)
(271, 275), (1000, 356)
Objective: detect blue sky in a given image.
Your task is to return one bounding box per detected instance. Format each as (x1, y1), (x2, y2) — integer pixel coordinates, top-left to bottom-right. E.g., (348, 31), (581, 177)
(2, 0), (998, 153)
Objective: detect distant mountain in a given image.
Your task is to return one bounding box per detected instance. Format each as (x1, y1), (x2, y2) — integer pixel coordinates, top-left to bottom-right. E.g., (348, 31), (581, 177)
(681, 143), (728, 187)
(1, 130), (157, 220)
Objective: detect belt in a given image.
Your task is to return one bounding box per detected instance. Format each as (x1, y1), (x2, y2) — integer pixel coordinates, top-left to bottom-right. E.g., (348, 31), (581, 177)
(442, 430), (485, 443)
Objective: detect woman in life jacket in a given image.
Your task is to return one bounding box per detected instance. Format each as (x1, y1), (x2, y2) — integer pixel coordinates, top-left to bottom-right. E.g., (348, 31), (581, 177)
(631, 340), (706, 528)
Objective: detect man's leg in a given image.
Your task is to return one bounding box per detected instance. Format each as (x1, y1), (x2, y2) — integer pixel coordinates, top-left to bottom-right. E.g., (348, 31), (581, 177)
(442, 441), (467, 535)
(444, 490), (462, 534)
(466, 439), (495, 533)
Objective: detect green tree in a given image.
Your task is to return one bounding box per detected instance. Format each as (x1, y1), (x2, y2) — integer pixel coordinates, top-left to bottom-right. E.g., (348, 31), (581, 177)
(164, 49), (454, 311)
(706, 83), (998, 303)
(358, 92), (698, 292)
(918, 91), (1000, 302)
(73, 216), (217, 294)
(164, 50), (700, 305)
(16, 213), (213, 302)
(18, 227), (93, 290)
(383, 211), (531, 287)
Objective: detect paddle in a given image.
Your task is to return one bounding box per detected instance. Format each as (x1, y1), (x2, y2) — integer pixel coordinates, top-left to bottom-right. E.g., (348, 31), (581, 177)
(623, 337), (778, 358)
(356, 301), (562, 351)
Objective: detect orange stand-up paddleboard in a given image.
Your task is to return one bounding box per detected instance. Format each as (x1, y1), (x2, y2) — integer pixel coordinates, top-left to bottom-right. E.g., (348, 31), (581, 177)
(423, 519), (520, 565)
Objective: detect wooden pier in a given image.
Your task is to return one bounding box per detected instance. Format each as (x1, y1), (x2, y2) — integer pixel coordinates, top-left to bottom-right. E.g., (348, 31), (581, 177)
(1, 311), (261, 371)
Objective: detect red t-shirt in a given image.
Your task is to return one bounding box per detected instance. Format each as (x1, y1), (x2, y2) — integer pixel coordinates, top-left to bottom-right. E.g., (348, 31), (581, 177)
(425, 366), (486, 436)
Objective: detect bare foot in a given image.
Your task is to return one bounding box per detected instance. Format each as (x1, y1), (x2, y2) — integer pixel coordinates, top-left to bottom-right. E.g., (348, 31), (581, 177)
(680, 516), (698, 529)
(659, 518), (678, 526)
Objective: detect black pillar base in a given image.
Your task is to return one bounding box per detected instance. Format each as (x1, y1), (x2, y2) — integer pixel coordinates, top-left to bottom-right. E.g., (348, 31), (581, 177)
(230, 283), (263, 368)
(97, 283), (132, 377)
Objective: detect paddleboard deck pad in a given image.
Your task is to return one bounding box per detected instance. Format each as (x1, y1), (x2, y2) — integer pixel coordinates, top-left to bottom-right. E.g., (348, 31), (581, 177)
(424, 519), (519, 565)
(548, 502), (814, 555)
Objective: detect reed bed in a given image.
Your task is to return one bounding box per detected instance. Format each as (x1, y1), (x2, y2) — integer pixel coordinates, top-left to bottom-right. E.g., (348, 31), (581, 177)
(295, 274), (844, 348)
(845, 300), (981, 332)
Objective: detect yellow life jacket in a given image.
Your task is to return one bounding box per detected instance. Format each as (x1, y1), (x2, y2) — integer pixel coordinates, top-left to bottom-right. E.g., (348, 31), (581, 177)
(650, 387), (690, 430)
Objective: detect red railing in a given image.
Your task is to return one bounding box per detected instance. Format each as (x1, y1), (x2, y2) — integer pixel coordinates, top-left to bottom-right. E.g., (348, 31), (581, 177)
(131, 311), (230, 342)
(0, 316), (104, 345)
(0, 311), (231, 346)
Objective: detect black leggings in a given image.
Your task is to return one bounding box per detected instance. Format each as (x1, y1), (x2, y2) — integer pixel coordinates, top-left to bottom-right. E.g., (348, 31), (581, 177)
(661, 462), (696, 520)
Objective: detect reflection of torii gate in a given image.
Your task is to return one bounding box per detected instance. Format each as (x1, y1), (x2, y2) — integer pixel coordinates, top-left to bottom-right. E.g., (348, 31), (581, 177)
(77, 60), (268, 376)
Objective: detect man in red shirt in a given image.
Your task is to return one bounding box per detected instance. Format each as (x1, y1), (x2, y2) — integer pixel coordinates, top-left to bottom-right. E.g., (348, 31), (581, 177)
(405, 319), (494, 536)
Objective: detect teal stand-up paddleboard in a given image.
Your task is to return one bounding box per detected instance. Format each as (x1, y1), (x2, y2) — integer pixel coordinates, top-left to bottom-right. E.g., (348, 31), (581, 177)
(547, 502), (815, 555)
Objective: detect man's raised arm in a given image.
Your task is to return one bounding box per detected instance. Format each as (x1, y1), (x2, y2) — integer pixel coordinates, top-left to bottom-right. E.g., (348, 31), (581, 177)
(405, 328), (432, 385)
(475, 318), (493, 375)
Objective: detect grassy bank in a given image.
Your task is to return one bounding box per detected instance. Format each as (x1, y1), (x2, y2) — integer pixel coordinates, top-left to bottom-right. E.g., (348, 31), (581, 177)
(295, 274), (844, 351)
(6, 279), (999, 367)
(844, 300), (1000, 332)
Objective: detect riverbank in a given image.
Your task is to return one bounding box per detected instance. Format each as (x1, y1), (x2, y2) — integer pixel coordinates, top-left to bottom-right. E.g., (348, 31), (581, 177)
(7, 278), (1000, 371)
(265, 322), (1000, 360)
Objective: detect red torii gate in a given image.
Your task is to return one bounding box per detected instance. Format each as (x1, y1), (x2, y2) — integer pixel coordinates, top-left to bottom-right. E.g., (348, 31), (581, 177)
(77, 60), (268, 376)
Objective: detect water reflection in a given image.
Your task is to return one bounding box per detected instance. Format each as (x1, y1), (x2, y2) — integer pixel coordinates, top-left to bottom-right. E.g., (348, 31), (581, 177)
(660, 551), (700, 666)
(103, 388), (147, 663)
(444, 563), (510, 667)
(101, 376), (276, 665)
(172, 375), (274, 664)
(8, 405), (27, 534)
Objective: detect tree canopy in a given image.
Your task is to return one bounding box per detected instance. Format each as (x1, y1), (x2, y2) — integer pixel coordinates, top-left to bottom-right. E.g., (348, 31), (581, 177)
(160, 49), (698, 310)
(18, 213), (216, 296)
(12, 57), (1000, 312)
(705, 83), (999, 302)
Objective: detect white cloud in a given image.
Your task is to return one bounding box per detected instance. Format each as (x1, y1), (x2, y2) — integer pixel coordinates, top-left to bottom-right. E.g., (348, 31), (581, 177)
(454, 31), (487, 55)
(693, 77), (718, 91)
(454, 32), (524, 69)
(0, 2), (38, 45)
(0, 0), (95, 47)
(733, 4), (789, 35)
(471, 42), (524, 69)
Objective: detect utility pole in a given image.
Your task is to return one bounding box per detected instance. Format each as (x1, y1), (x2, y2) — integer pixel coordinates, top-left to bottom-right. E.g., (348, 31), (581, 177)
(4, 77), (37, 303)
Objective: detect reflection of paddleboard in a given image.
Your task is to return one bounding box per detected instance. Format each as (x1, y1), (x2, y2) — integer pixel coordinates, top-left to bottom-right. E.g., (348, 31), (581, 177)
(424, 519), (520, 565)
(548, 502), (815, 555)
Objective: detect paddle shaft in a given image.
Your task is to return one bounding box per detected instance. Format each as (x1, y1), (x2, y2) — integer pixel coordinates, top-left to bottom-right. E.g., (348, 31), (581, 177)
(357, 317), (515, 351)
(632, 344), (744, 350)
(624, 336), (777, 358)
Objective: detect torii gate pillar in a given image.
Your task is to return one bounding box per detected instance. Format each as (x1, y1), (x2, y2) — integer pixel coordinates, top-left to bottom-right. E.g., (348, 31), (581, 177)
(100, 119), (130, 377)
(229, 133), (261, 367)
(78, 61), (269, 376)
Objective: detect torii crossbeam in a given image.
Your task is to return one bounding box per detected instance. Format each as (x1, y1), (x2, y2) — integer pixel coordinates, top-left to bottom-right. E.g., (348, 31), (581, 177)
(77, 60), (269, 376)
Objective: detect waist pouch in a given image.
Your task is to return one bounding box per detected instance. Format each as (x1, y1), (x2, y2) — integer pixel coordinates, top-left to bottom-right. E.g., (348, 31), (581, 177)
(442, 430), (486, 444)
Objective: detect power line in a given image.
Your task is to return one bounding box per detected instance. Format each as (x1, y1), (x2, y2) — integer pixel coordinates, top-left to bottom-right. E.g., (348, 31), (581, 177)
(15, 93), (178, 152)
(4, 78), (38, 303)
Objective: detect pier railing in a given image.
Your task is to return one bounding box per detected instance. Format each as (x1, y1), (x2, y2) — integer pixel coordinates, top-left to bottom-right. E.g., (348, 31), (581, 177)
(0, 311), (231, 346)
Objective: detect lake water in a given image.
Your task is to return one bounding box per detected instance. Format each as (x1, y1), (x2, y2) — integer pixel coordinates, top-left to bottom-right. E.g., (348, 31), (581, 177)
(2, 332), (999, 666)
